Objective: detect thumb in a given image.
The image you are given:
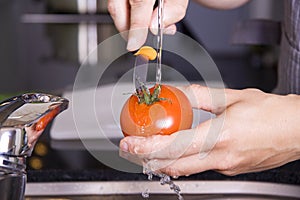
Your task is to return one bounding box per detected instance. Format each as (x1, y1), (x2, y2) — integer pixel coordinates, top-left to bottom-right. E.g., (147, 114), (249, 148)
(127, 0), (156, 51)
(150, 0), (189, 34)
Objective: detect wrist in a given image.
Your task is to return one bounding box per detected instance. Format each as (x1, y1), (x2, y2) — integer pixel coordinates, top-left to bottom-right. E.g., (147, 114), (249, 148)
(281, 94), (300, 160)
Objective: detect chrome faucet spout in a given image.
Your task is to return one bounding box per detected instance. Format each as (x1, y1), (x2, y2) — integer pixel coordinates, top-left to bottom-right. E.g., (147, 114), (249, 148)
(0, 93), (68, 157)
(0, 93), (68, 200)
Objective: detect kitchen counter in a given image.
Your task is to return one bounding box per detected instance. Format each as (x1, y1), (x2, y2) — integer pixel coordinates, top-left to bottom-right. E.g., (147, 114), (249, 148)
(26, 127), (300, 185)
(27, 161), (300, 185)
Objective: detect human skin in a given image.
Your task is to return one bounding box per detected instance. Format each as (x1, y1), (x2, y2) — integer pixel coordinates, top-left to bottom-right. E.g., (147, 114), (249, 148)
(109, 0), (300, 176)
(107, 0), (250, 51)
(119, 84), (300, 176)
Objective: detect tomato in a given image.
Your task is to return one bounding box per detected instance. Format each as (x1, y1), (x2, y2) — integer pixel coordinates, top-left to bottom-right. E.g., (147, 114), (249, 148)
(120, 84), (193, 137)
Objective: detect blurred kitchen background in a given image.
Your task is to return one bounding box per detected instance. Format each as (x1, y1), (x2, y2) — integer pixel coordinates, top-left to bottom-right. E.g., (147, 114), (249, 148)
(0, 0), (284, 171)
(0, 0), (282, 95)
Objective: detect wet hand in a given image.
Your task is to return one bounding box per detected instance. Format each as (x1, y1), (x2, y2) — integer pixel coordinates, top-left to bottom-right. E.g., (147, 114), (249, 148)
(119, 84), (300, 176)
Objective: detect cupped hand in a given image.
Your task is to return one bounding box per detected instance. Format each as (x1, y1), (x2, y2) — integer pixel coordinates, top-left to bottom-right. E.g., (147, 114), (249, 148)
(107, 0), (189, 51)
(119, 84), (300, 177)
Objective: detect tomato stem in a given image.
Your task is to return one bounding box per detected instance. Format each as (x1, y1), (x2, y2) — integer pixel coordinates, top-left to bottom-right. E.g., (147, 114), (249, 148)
(136, 84), (165, 105)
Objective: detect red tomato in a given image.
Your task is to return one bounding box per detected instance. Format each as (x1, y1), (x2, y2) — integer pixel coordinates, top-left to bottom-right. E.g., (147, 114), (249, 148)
(120, 85), (193, 137)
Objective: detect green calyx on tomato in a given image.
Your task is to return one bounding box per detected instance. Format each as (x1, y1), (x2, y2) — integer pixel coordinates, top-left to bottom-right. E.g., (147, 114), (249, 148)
(136, 84), (169, 106)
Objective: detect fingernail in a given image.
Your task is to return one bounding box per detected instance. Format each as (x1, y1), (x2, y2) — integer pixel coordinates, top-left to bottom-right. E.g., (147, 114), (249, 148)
(120, 141), (129, 152)
(150, 20), (158, 35)
(127, 38), (138, 51)
(127, 28), (148, 51)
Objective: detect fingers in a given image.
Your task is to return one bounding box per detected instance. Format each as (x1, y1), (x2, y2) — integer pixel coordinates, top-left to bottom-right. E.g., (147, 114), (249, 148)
(108, 0), (188, 51)
(152, 152), (216, 176)
(120, 145), (216, 176)
(108, 0), (155, 51)
(119, 120), (216, 175)
(119, 119), (220, 160)
(177, 84), (241, 114)
(126, 0), (156, 51)
(120, 133), (183, 159)
(108, 0), (130, 33)
(150, 0), (188, 35)
(126, 0), (188, 50)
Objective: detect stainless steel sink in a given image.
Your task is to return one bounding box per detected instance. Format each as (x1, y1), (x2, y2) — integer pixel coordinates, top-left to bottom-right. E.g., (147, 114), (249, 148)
(25, 181), (300, 199)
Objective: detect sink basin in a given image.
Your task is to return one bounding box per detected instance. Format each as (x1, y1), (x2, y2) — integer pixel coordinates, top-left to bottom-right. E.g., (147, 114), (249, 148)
(25, 181), (300, 199)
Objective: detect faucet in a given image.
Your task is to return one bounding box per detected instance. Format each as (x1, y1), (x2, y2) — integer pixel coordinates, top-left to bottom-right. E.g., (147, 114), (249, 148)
(0, 93), (68, 200)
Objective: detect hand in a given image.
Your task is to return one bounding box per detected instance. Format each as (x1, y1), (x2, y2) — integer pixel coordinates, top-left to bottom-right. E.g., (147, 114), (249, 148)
(119, 84), (300, 176)
(107, 0), (189, 51)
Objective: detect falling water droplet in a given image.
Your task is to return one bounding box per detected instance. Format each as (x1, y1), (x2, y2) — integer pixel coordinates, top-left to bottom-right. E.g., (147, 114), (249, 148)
(142, 167), (184, 199)
(142, 189), (150, 199)
(172, 175), (179, 179)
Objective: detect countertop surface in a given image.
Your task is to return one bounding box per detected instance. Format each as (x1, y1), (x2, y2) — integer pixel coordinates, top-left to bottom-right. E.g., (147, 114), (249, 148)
(27, 162), (300, 185)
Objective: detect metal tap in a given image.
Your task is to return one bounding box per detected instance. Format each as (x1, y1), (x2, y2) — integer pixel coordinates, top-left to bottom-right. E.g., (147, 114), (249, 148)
(0, 93), (68, 200)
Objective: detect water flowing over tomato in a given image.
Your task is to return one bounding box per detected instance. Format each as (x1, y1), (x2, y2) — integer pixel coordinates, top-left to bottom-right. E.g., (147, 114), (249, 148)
(120, 84), (193, 137)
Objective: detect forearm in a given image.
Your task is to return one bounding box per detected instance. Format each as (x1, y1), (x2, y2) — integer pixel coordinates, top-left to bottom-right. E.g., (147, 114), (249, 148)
(282, 94), (300, 160)
(193, 0), (250, 10)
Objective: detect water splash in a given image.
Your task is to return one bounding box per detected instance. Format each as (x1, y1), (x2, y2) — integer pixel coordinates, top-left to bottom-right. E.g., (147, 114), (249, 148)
(142, 167), (184, 200)
(142, 188), (150, 198)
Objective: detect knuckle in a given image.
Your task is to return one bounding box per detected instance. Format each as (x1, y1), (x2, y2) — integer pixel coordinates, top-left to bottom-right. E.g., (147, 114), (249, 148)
(220, 170), (239, 176)
(129, 0), (144, 7)
(246, 88), (261, 92)
(130, 19), (147, 29)
(127, 141), (148, 155)
(189, 84), (203, 91)
(217, 129), (231, 147)
(218, 155), (245, 176)
(244, 88), (263, 94)
(217, 155), (238, 172)
(287, 94), (298, 98)
(211, 104), (225, 114)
